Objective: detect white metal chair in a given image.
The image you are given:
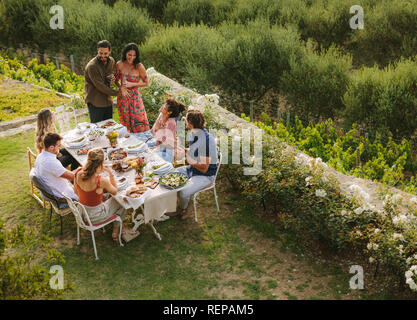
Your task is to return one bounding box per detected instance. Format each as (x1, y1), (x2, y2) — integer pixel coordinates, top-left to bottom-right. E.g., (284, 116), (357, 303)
(53, 105), (78, 134)
(64, 196), (124, 260)
(193, 149), (222, 222)
(29, 167), (71, 235)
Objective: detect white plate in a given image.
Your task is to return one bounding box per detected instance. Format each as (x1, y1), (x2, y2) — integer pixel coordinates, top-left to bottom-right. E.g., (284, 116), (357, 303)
(67, 141), (87, 149)
(77, 122), (97, 133)
(117, 178), (128, 191)
(107, 147), (127, 161)
(153, 162), (173, 175)
(88, 128), (106, 139)
(126, 143), (147, 154)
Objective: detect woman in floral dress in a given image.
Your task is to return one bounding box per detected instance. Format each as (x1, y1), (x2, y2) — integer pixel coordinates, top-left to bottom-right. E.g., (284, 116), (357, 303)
(115, 43), (150, 133)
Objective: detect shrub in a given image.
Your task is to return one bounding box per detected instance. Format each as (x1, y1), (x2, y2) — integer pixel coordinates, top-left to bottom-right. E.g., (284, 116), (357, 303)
(0, 219), (74, 299)
(281, 42), (352, 120)
(349, 0), (417, 66)
(342, 57), (417, 141)
(229, 0), (308, 26)
(140, 23), (222, 85)
(0, 0), (54, 47)
(163, 0), (233, 27)
(298, 0), (357, 49)
(30, 0), (153, 63)
(130, 0), (170, 22)
(216, 20), (304, 101)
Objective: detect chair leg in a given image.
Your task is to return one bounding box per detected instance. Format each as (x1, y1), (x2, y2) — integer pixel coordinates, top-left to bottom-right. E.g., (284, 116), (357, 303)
(77, 226), (80, 245)
(118, 223), (124, 247)
(91, 231), (98, 260)
(193, 194), (198, 222)
(213, 187), (220, 212)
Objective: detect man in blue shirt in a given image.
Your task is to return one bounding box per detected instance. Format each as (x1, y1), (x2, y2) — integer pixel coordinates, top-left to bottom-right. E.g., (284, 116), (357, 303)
(168, 109), (218, 220)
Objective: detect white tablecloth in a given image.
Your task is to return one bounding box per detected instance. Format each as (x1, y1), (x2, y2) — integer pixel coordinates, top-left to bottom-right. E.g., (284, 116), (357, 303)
(62, 120), (185, 224)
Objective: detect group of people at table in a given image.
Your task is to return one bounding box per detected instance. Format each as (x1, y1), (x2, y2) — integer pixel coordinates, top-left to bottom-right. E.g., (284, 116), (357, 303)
(33, 39), (218, 243)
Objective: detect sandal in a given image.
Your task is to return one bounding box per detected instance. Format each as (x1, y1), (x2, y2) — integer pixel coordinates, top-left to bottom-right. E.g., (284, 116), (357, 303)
(121, 228), (140, 243)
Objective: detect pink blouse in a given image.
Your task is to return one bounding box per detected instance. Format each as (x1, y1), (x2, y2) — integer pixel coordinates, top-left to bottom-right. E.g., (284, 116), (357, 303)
(152, 114), (177, 148)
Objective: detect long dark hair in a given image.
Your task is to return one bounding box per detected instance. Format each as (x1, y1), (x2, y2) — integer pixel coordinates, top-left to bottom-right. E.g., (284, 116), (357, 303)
(121, 43), (141, 68)
(166, 98), (186, 118)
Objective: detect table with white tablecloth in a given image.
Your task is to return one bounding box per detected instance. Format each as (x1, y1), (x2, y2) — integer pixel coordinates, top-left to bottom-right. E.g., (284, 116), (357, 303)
(62, 120), (187, 240)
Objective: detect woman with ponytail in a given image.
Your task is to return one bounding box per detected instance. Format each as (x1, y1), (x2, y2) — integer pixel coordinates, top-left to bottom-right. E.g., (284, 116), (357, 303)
(152, 98), (186, 162)
(35, 108), (79, 170)
(73, 148), (138, 242)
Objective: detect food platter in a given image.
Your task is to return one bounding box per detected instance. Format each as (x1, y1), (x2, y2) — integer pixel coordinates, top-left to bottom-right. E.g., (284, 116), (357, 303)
(108, 147), (127, 161)
(88, 128), (105, 140)
(125, 185), (148, 198)
(77, 148), (90, 155)
(159, 172), (189, 190)
(100, 120), (117, 129)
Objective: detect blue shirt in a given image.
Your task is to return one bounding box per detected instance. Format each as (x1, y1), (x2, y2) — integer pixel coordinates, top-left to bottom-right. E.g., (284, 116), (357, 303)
(187, 129), (218, 177)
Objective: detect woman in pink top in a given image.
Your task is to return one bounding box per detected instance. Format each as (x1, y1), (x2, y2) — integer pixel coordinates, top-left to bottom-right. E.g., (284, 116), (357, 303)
(152, 98), (186, 163)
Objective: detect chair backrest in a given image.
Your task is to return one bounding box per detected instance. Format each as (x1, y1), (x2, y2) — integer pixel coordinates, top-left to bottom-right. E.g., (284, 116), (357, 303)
(53, 105), (78, 134)
(27, 147), (37, 171)
(213, 147), (222, 181)
(29, 168), (60, 203)
(63, 196), (93, 230)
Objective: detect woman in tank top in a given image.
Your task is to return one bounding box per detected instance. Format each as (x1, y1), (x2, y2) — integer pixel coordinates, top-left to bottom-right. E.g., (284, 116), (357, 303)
(74, 148), (138, 242)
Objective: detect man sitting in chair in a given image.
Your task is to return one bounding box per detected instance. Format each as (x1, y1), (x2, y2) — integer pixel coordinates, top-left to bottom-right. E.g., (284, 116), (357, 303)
(34, 133), (78, 200)
(166, 109), (218, 220)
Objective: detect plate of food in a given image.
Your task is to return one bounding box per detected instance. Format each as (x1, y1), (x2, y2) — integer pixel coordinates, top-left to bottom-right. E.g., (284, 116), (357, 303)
(116, 177), (128, 190)
(144, 178), (159, 189)
(77, 122), (97, 133)
(126, 141), (146, 154)
(88, 128), (105, 140)
(159, 172), (188, 190)
(77, 148), (90, 155)
(125, 185), (148, 198)
(153, 162), (173, 175)
(66, 135), (87, 148)
(108, 148), (127, 161)
(100, 120), (117, 129)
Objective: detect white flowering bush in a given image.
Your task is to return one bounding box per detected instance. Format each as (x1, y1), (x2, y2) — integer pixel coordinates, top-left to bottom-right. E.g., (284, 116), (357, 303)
(140, 77), (172, 124)
(218, 128), (417, 292)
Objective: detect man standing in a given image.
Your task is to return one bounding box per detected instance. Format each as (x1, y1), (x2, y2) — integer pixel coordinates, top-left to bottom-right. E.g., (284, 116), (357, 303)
(84, 40), (129, 123)
(34, 133), (78, 200)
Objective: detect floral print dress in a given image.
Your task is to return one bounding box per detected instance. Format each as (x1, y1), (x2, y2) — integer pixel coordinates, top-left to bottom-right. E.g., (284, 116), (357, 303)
(116, 73), (150, 133)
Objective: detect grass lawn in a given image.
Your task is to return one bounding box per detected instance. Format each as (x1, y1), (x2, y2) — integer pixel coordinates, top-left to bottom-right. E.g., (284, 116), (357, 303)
(0, 118), (414, 299)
